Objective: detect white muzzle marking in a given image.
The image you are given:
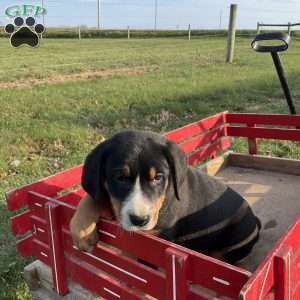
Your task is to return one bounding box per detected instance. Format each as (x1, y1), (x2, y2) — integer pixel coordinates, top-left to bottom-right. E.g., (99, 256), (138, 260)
(121, 176), (153, 231)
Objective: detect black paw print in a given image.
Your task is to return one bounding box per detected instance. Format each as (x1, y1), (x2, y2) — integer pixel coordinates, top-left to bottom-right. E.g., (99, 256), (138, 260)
(5, 17), (45, 48)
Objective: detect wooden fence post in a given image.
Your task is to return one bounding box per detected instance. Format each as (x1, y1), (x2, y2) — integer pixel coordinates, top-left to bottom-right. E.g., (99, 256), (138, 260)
(226, 4), (238, 63)
(188, 24), (191, 41)
(78, 26), (81, 40)
(288, 22), (292, 36)
(127, 26), (130, 40)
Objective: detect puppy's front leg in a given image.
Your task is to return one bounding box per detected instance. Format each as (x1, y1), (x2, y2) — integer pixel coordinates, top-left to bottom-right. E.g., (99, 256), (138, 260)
(70, 194), (101, 252)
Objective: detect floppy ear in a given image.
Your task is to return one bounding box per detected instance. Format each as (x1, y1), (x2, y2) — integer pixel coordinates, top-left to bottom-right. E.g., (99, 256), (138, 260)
(81, 139), (111, 204)
(164, 140), (188, 201)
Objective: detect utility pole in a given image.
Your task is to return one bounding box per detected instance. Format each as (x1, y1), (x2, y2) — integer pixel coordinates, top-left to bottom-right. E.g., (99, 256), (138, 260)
(219, 9), (223, 29)
(154, 0), (158, 30)
(97, 0), (101, 29)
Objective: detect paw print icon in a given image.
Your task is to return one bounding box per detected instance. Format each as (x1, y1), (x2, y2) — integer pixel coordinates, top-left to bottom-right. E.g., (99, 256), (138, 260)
(5, 17), (45, 48)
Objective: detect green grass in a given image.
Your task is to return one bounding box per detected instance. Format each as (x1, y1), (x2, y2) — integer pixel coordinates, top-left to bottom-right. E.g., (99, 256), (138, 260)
(1, 36), (300, 299)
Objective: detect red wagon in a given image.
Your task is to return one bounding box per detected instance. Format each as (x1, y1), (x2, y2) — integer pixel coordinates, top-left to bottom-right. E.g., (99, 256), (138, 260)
(7, 111), (300, 300)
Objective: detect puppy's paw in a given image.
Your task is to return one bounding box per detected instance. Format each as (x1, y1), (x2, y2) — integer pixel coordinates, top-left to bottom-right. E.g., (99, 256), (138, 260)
(70, 219), (99, 252)
(69, 194), (102, 252)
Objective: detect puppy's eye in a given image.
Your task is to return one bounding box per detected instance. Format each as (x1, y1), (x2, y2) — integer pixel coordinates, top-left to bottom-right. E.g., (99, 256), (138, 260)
(152, 173), (164, 184)
(114, 174), (130, 183)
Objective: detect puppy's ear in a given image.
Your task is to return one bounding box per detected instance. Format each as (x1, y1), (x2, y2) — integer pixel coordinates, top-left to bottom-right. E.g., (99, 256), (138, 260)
(81, 139), (111, 203)
(164, 140), (188, 201)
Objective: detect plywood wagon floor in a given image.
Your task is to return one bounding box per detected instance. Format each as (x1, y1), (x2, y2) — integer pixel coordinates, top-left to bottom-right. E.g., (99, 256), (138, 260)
(216, 166), (300, 272)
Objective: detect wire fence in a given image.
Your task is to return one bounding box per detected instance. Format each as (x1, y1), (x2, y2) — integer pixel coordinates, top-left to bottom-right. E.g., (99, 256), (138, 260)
(257, 22), (300, 36)
(0, 1), (299, 41)
(1, 0), (300, 31)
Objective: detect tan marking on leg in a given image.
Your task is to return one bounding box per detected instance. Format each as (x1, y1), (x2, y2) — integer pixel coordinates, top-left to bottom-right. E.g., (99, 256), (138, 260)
(70, 194), (101, 252)
(79, 222), (97, 238)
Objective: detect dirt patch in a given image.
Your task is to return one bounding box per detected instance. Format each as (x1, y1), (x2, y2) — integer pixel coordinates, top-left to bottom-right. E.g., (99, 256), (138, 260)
(0, 65), (158, 89)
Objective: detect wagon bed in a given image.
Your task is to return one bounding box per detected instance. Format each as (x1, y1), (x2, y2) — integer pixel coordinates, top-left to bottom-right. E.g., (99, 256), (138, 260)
(7, 111), (300, 300)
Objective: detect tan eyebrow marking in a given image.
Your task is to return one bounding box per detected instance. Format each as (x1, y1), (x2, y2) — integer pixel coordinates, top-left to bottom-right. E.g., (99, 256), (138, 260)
(122, 165), (130, 177)
(113, 165), (130, 176)
(149, 167), (157, 180)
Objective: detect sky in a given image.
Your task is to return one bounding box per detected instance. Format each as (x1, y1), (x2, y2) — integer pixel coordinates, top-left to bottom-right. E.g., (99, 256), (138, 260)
(1, 0), (300, 29)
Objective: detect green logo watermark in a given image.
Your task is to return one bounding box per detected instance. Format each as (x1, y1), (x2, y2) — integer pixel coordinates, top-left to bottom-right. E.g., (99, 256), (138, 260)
(4, 4), (47, 48)
(5, 5), (47, 18)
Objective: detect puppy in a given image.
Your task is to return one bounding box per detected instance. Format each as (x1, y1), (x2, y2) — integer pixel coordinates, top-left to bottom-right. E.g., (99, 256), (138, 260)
(70, 130), (261, 263)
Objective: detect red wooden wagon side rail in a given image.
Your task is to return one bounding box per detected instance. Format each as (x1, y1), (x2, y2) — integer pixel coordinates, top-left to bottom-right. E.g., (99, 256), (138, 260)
(6, 112), (300, 300)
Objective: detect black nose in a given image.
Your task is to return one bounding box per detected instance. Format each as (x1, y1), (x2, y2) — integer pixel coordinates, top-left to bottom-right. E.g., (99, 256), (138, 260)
(129, 214), (150, 227)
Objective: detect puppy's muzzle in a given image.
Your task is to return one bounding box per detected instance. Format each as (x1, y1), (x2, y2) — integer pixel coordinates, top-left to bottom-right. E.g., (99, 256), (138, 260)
(129, 214), (150, 227)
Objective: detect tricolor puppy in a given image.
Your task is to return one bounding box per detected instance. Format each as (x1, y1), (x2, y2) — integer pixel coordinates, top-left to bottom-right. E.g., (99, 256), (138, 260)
(70, 130), (261, 263)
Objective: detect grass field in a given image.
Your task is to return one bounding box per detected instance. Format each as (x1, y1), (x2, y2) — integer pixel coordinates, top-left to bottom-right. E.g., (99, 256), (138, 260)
(1, 36), (300, 299)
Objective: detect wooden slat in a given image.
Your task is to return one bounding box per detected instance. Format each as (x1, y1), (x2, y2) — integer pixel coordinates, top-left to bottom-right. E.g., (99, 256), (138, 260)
(97, 219), (251, 298)
(165, 248), (189, 300)
(240, 259), (274, 300)
(246, 123), (258, 155)
(189, 254), (250, 299)
(56, 187), (85, 207)
(28, 192), (75, 229)
(28, 194), (46, 220)
(188, 137), (231, 166)
(45, 202), (68, 295)
(199, 153), (229, 176)
(28, 194), (249, 300)
(6, 164), (83, 211)
(227, 126), (300, 141)
(227, 153), (300, 176)
(16, 234), (34, 257)
(226, 113), (300, 127)
(30, 215), (48, 244)
(241, 214), (300, 299)
(292, 282), (300, 300)
(179, 125), (226, 154)
(32, 238), (51, 266)
(274, 245), (292, 300)
(63, 231), (165, 299)
(66, 256), (146, 300)
(275, 217), (300, 255)
(11, 210), (32, 236)
(165, 112), (226, 143)
(292, 254), (300, 289)
(189, 287), (216, 300)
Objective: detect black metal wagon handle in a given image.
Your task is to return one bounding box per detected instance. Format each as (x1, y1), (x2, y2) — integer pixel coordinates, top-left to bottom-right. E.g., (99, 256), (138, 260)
(251, 32), (290, 53)
(251, 32), (296, 115)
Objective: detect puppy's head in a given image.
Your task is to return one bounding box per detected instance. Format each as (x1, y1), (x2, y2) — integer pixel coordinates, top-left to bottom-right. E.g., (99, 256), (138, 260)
(81, 130), (187, 231)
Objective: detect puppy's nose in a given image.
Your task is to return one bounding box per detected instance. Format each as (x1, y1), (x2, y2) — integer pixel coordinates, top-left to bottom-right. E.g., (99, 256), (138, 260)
(129, 214), (150, 227)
